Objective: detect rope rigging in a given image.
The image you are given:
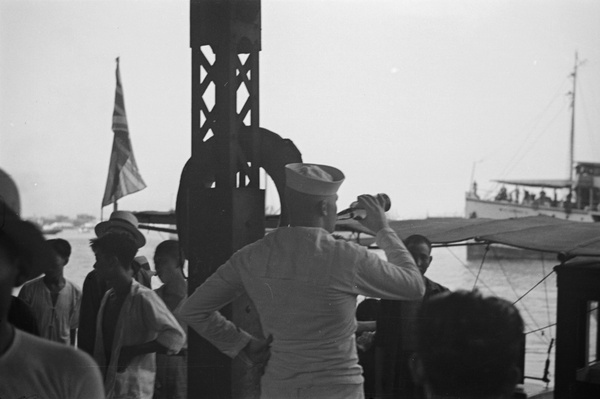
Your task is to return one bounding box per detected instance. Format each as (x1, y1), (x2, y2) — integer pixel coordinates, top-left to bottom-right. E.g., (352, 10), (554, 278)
(445, 243), (556, 345)
(540, 253), (555, 340)
(464, 242), (558, 384)
(496, 75), (570, 180)
(471, 242), (490, 290)
(487, 250), (549, 346)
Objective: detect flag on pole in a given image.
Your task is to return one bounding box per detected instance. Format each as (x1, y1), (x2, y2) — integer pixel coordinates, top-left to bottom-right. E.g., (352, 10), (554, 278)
(101, 57), (146, 208)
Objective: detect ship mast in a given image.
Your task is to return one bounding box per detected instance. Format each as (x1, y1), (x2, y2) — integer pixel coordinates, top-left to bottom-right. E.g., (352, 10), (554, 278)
(569, 52), (578, 187)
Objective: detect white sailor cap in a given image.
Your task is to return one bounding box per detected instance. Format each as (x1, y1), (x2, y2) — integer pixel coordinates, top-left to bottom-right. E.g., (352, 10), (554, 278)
(285, 163), (345, 196)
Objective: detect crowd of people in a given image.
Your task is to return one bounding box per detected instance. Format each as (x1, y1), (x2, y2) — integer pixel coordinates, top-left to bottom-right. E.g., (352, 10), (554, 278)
(1, 164), (525, 399)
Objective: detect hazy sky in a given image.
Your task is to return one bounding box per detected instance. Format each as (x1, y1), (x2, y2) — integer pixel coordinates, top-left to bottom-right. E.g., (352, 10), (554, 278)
(1, 0), (599, 220)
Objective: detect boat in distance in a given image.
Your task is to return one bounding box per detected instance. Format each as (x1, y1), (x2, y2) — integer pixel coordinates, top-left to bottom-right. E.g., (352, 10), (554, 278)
(465, 162), (600, 223)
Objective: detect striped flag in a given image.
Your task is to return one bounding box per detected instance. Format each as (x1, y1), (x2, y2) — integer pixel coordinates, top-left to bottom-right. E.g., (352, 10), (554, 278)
(101, 57), (146, 208)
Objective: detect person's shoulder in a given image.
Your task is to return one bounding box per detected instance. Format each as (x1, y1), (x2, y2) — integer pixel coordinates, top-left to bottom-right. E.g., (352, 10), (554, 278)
(83, 269), (98, 283)
(132, 280), (153, 293)
(65, 279), (82, 292)
(228, 230), (273, 259)
(424, 277), (450, 297)
(15, 329), (95, 365)
(132, 282), (161, 302)
(18, 277), (42, 295)
(21, 276), (44, 288)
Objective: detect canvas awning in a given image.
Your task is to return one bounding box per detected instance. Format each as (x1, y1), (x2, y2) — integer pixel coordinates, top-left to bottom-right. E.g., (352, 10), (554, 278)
(133, 210), (600, 258)
(336, 215), (600, 258)
(492, 179), (572, 189)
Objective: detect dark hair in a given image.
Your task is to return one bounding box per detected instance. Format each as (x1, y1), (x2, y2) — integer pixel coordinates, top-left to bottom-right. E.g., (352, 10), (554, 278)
(90, 233), (137, 269)
(356, 298), (380, 322)
(155, 240), (184, 269)
(47, 238), (71, 259)
(0, 232), (19, 263)
(404, 234), (432, 251)
(416, 290), (524, 398)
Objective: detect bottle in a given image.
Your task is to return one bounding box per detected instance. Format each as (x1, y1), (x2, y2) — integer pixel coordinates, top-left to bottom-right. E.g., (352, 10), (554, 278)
(337, 193), (391, 220)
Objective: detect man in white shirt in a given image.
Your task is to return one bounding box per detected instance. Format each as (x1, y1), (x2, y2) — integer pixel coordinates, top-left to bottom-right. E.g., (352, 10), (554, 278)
(91, 233), (186, 399)
(179, 162), (425, 398)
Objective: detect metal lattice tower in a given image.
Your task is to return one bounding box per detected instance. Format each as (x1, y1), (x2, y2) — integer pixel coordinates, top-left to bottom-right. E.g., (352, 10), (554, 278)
(186, 1), (264, 397)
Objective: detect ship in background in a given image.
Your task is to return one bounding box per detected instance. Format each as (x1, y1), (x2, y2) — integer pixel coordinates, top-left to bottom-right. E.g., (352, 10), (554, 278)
(465, 161), (600, 222)
(466, 53), (600, 224)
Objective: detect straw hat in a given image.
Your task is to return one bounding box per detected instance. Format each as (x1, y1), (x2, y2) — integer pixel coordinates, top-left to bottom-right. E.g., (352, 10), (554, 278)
(95, 211), (146, 248)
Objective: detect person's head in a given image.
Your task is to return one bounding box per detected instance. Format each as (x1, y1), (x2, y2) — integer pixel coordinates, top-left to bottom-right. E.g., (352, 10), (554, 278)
(91, 233), (138, 282)
(404, 234), (433, 275)
(1, 169), (55, 323)
(94, 210), (146, 248)
(356, 298), (380, 322)
(154, 240), (185, 284)
(45, 238), (71, 277)
(284, 163), (345, 233)
(413, 290), (524, 399)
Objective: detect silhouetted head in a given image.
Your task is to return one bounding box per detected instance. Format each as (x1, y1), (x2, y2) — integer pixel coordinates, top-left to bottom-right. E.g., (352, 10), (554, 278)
(154, 240), (185, 284)
(413, 290), (524, 399)
(45, 238), (72, 277)
(91, 233), (138, 281)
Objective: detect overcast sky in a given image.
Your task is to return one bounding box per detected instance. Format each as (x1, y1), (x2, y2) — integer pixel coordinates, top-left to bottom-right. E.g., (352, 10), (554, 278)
(1, 0), (599, 220)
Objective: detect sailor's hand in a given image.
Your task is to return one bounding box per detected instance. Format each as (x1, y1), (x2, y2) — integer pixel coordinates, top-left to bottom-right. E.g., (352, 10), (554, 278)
(117, 345), (136, 373)
(356, 331), (376, 352)
(242, 334), (273, 375)
(357, 194), (389, 233)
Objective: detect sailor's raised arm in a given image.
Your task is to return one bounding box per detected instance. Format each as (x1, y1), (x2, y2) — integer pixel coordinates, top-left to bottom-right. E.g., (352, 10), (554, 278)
(353, 194), (425, 300)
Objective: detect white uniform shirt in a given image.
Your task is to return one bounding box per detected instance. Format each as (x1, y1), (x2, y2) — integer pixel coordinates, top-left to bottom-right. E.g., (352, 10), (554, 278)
(179, 226), (425, 391)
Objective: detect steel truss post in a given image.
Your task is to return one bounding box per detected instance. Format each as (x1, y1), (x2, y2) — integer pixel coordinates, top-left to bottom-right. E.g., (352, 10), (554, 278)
(187, 1), (264, 398)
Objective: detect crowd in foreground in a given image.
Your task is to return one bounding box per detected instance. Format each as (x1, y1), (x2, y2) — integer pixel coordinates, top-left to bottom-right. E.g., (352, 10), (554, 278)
(0, 164), (524, 399)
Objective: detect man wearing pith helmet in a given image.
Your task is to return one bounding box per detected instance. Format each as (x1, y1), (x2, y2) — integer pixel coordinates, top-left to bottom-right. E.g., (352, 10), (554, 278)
(179, 162), (425, 399)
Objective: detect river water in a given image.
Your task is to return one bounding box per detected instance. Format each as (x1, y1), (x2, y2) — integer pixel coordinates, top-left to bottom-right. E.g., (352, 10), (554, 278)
(20, 228), (558, 388)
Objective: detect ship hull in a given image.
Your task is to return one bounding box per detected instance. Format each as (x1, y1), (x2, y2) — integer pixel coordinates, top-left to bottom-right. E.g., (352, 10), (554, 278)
(465, 195), (599, 222)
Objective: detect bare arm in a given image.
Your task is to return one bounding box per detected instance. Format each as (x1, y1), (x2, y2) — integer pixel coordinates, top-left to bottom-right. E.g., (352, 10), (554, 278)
(352, 194), (425, 300)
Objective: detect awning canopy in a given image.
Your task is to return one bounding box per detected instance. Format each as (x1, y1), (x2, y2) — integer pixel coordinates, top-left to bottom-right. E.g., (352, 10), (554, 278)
(337, 215), (600, 258)
(133, 210), (600, 258)
(492, 179), (572, 189)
